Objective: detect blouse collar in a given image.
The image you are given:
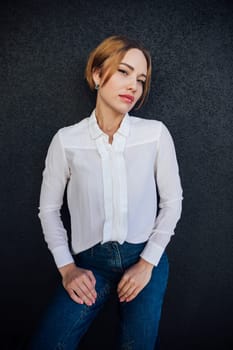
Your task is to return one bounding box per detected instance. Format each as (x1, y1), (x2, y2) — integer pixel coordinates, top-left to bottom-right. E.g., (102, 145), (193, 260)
(88, 109), (130, 140)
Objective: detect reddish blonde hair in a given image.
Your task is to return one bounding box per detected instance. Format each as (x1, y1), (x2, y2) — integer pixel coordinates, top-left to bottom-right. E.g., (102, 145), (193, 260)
(85, 35), (152, 108)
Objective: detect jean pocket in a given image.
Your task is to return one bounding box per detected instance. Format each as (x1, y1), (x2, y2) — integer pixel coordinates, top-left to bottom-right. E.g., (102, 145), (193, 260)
(74, 246), (95, 266)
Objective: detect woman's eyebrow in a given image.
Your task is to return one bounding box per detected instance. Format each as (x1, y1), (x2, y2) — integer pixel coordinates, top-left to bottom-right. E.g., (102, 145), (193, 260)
(119, 62), (147, 78)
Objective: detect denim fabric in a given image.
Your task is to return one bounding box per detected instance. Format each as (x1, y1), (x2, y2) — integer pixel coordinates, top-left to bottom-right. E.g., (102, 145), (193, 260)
(29, 242), (169, 350)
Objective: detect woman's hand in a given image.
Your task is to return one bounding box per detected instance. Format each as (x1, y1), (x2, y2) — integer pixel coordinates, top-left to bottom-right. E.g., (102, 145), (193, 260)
(117, 258), (154, 303)
(59, 263), (97, 306)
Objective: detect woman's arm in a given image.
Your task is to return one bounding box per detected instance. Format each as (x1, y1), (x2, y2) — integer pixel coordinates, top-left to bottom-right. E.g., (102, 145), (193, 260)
(140, 122), (183, 266)
(39, 130), (98, 305)
(38, 130), (74, 268)
(117, 123), (183, 302)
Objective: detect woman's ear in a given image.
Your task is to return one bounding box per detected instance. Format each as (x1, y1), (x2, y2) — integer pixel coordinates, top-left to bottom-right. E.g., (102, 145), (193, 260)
(92, 68), (101, 87)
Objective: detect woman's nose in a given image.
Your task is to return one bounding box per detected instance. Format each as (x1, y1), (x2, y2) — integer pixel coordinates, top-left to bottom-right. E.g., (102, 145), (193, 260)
(127, 77), (137, 91)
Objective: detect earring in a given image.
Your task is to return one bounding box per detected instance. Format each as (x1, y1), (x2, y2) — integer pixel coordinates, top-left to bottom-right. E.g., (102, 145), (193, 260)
(95, 84), (99, 90)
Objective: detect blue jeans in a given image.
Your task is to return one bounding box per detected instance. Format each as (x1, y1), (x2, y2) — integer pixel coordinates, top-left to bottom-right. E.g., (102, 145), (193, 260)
(29, 242), (169, 350)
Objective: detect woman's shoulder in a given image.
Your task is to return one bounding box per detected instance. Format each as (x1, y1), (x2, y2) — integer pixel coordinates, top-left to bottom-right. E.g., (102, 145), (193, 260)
(58, 117), (89, 135)
(129, 115), (166, 141)
(55, 117), (90, 147)
(130, 115), (163, 127)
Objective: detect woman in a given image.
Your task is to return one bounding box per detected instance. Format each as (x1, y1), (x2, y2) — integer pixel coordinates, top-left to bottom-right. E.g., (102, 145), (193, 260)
(29, 35), (183, 350)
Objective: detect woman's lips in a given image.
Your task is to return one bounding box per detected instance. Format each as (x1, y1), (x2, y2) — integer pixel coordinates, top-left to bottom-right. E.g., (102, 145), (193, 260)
(119, 94), (135, 104)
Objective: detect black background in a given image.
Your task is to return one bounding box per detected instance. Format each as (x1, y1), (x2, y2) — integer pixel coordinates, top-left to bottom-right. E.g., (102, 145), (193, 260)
(1, 0), (233, 349)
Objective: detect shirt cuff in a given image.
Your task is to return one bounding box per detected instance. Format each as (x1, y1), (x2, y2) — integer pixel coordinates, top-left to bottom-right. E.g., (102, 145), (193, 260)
(140, 241), (165, 266)
(51, 246), (75, 268)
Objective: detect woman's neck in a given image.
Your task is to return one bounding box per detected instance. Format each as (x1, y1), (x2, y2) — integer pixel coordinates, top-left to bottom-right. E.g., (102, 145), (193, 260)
(95, 105), (125, 141)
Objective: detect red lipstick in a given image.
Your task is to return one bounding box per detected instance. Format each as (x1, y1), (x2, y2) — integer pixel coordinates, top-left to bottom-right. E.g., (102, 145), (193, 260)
(119, 94), (135, 103)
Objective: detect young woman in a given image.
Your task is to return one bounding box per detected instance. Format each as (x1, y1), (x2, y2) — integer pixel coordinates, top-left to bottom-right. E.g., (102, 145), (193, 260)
(29, 35), (183, 350)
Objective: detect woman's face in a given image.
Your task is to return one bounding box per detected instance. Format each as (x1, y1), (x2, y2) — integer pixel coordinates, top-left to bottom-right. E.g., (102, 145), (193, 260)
(93, 48), (148, 116)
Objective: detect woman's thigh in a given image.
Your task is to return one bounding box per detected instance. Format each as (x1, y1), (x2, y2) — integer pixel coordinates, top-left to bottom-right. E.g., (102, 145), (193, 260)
(118, 252), (169, 350)
(28, 272), (112, 350)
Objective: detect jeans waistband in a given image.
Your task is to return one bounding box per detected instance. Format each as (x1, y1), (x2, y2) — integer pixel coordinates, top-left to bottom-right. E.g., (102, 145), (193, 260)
(75, 241), (147, 275)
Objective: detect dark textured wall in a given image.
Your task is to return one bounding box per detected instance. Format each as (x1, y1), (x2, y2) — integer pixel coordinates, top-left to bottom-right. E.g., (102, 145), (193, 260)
(1, 1), (233, 349)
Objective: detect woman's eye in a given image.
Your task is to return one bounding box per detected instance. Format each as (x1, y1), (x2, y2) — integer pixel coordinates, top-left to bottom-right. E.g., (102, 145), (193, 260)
(118, 69), (128, 75)
(138, 79), (146, 85)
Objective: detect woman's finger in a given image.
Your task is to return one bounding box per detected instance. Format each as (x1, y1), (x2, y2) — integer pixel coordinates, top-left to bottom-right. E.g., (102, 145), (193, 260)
(82, 276), (97, 299)
(68, 289), (84, 304)
(124, 287), (140, 302)
(119, 284), (137, 302)
(117, 275), (129, 294)
(118, 282), (133, 299)
(74, 283), (96, 305)
(86, 270), (96, 287)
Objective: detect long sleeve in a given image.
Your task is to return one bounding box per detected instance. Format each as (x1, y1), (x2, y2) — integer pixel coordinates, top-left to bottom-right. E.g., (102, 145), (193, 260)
(38, 130), (74, 268)
(140, 122), (183, 266)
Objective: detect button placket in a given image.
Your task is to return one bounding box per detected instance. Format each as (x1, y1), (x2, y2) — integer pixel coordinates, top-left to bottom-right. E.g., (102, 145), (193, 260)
(95, 137), (113, 243)
(95, 133), (128, 244)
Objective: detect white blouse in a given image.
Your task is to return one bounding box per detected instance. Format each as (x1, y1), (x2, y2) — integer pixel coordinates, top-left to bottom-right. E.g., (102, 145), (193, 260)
(38, 110), (183, 268)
